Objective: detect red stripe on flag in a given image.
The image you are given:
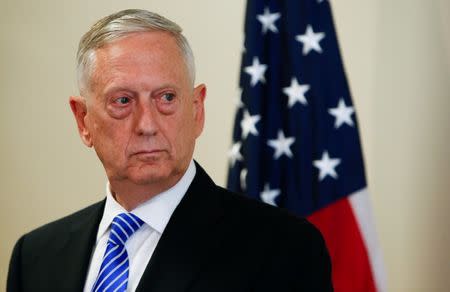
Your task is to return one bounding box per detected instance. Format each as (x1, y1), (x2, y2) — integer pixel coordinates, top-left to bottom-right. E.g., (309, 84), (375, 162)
(308, 197), (377, 292)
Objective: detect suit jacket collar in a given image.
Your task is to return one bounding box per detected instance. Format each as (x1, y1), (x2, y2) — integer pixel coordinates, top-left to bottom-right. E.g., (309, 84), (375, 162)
(59, 201), (105, 292)
(136, 162), (226, 292)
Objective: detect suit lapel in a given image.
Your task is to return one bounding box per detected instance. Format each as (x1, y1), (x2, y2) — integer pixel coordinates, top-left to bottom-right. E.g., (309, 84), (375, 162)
(136, 163), (226, 292)
(56, 201), (104, 292)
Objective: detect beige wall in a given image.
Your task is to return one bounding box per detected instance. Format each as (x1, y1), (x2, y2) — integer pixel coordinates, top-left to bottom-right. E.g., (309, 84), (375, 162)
(1, 1), (449, 291)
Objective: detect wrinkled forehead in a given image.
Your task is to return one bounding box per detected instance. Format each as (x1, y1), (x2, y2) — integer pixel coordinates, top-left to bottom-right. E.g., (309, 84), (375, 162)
(96, 31), (183, 62)
(88, 32), (192, 94)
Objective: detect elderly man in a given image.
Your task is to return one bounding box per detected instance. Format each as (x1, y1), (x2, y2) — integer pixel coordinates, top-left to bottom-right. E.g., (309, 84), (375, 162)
(7, 9), (332, 292)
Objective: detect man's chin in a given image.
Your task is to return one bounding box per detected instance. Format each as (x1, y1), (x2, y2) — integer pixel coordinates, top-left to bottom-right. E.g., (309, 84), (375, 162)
(121, 160), (186, 188)
(127, 166), (177, 186)
(128, 173), (169, 186)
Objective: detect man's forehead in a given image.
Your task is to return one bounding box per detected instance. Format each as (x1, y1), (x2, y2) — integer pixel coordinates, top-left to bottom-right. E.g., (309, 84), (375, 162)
(92, 31), (185, 74)
(98, 31), (179, 55)
(87, 32), (190, 95)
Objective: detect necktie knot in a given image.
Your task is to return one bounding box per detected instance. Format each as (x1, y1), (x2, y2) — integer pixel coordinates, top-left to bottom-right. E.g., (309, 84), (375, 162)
(108, 213), (144, 246)
(91, 213), (144, 292)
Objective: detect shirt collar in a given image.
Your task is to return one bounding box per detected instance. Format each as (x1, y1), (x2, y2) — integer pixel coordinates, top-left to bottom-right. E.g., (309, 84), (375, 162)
(96, 160), (196, 241)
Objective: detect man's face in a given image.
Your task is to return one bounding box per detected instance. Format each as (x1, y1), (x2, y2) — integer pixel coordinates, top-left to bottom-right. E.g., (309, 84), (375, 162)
(71, 31), (205, 192)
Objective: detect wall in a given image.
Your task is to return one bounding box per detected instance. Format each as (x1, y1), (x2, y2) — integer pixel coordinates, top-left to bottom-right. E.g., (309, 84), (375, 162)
(1, 0), (449, 290)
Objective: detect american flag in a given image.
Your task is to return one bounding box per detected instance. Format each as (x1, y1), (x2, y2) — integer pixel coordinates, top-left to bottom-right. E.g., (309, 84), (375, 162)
(227, 0), (386, 291)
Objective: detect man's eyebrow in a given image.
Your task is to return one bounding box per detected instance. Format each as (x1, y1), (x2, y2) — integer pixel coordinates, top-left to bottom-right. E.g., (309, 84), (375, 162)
(151, 83), (182, 93)
(102, 83), (183, 96)
(101, 86), (136, 97)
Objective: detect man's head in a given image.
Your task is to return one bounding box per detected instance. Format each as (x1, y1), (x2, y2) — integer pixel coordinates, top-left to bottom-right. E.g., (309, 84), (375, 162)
(70, 9), (206, 201)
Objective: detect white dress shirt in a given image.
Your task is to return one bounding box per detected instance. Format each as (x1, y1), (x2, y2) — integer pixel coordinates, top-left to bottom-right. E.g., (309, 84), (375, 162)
(83, 160), (196, 292)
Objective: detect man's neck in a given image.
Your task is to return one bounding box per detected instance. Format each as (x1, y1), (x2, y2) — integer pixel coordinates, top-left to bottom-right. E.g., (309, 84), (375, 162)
(110, 182), (174, 211)
(108, 162), (194, 211)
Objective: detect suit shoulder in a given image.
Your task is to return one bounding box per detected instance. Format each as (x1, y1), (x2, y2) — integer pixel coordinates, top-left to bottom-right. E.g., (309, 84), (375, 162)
(22, 201), (104, 245)
(213, 186), (332, 290)
(215, 186), (320, 239)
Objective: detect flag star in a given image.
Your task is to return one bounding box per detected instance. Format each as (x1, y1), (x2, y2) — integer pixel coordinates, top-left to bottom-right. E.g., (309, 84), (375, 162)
(328, 98), (355, 128)
(260, 183), (281, 206)
(241, 110), (261, 139)
(283, 77), (310, 107)
(313, 151), (341, 181)
(257, 7), (281, 34)
(240, 168), (248, 190)
(228, 142), (243, 167)
(296, 25), (326, 55)
(244, 57), (268, 87)
(267, 130), (295, 159)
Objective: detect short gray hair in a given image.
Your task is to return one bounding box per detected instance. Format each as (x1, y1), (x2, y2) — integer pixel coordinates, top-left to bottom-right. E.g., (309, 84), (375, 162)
(76, 9), (195, 94)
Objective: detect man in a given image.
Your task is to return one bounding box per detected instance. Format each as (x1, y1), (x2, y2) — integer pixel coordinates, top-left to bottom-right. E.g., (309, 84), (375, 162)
(7, 9), (332, 292)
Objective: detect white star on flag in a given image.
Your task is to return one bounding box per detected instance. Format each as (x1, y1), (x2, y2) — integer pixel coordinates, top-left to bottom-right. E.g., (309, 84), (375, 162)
(283, 77), (310, 107)
(244, 57), (268, 87)
(241, 110), (261, 139)
(328, 98), (355, 128)
(228, 142), (243, 167)
(267, 130), (295, 159)
(257, 7), (281, 34)
(313, 151), (341, 181)
(260, 183), (281, 206)
(240, 168), (248, 190)
(296, 25), (326, 55)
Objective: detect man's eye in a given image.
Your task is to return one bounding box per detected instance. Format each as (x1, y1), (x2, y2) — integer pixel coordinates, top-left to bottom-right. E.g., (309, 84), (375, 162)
(162, 93), (175, 102)
(115, 97), (130, 105)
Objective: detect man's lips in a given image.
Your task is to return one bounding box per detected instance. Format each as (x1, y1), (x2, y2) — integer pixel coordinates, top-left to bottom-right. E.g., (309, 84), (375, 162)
(129, 150), (166, 162)
(132, 149), (164, 155)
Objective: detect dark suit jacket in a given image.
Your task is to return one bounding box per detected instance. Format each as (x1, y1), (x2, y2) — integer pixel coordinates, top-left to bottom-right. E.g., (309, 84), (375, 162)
(8, 163), (332, 291)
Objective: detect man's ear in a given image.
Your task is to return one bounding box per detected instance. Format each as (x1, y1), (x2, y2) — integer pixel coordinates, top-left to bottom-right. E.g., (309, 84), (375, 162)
(192, 84), (206, 137)
(69, 96), (93, 147)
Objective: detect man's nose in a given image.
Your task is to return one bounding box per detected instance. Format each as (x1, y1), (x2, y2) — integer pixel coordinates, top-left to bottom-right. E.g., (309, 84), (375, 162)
(135, 101), (158, 136)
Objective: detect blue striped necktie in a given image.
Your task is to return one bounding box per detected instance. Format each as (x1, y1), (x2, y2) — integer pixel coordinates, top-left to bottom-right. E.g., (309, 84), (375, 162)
(92, 213), (144, 292)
